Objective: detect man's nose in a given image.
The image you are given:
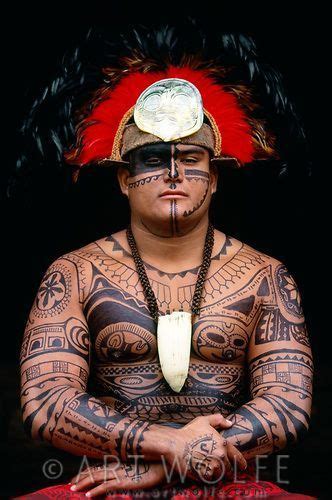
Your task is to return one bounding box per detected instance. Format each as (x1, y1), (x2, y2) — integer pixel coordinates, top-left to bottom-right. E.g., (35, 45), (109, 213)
(164, 157), (184, 182)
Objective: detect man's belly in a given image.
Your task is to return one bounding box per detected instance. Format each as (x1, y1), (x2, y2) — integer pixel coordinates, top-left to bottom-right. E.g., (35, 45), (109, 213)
(89, 354), (247, 423)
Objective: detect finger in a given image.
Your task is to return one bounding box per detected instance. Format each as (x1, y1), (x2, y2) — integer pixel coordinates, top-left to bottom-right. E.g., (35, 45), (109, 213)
(70, 470), (114, 492)
(70, 470), (91, 485)
(86, 476), (144, 496)
(220, 453), (232, 475)
(86, 480), (114, 497)
(208, 457), (224, 482)
(70, 475), (99, 492)
(191, 456), (220, 483)
(204, 413), (233, 429)
(226, 443), (247, 471)
(70, 466), (102, 485)
(214, 444), (232, 476)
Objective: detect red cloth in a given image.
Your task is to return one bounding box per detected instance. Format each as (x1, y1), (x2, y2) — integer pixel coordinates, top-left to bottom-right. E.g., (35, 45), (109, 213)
(15, 468), (316, 499)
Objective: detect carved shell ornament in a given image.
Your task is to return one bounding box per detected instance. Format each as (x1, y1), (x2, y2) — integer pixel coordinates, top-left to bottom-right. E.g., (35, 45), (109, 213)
(134, 78), (204, 141)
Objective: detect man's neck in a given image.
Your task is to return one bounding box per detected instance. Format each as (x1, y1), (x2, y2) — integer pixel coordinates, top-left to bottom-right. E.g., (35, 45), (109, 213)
(130, 217), (210, 273)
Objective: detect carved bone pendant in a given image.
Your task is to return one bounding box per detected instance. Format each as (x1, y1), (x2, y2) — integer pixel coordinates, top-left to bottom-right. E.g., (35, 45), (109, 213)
(157, 311), (192, 393)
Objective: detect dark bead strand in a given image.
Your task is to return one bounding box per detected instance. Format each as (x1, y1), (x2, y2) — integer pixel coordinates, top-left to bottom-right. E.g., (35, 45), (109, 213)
(191, 223), (214, 315)
(126, 227), (159, 322)
(126, 223), (214, 322)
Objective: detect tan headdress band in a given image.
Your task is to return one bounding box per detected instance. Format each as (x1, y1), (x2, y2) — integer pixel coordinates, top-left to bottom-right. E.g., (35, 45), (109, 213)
(120, 122), (216, 158)
(103, 106), (222, 163)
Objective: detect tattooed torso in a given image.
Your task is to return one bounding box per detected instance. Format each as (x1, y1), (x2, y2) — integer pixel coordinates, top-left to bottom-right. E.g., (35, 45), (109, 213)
(53, 229), (288, 424)
(21, 142), (312, 461)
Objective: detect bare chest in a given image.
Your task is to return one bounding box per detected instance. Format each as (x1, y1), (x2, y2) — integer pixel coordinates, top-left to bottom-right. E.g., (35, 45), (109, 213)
(83, 254), (267, 365)
(80, 246), (272, 421)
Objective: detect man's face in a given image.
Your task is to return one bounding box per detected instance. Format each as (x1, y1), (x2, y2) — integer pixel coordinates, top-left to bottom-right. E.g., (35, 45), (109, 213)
(118, 143), (217, 237)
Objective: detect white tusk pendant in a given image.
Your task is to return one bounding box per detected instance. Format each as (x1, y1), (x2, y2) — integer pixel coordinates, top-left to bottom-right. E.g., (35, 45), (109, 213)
(157, 311), (192, 393)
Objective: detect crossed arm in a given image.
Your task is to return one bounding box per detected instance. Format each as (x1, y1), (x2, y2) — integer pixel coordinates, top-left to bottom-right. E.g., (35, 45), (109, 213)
(20, 256), (168, 462)
(225, 263), (313, 459)
(20, 255), (313, 488)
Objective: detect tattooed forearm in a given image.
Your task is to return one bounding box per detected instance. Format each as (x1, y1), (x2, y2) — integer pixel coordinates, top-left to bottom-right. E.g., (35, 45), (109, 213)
(21, 367), (150, 459)
(52, 390), (150, 460)
(22, 368), (180, 463)
(222, 394), (311, 459)
(20, 321), (170, 462)
(221, 348), (313, 459)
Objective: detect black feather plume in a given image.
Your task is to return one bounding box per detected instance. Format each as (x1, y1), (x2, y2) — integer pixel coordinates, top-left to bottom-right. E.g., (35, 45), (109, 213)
(9, 20), (310, 198)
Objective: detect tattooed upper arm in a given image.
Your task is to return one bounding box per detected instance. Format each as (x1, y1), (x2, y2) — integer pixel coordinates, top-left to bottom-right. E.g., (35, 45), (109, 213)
(248, 260), (313, 422)
(220, 260), (313, 455)
(20, 254), (91, 434)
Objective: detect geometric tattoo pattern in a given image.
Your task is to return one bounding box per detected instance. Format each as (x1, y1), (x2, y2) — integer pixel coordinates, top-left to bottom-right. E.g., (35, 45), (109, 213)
(32, 262), (72, 318)
(249, 349), (313, 398)
(20, 317), (89, 362)
(275, 265), (303, 318)
(20, 230), (313, 465)
(255, 308), (291, 344)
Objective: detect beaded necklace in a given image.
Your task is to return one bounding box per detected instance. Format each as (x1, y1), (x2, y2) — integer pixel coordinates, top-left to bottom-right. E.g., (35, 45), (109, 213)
(126, 223), (214, 392)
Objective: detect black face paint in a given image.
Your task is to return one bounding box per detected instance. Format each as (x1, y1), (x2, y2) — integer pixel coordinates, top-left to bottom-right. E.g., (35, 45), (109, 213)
(128, 143), (180, 178)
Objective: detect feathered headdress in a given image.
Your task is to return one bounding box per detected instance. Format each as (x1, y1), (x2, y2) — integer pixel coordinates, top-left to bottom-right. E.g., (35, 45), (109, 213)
(64, 67), (258, 174)
(11, 21), (308, 194)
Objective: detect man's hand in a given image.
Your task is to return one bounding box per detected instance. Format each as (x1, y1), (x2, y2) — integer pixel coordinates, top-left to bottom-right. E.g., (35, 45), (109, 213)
(165, 413), (247, 482)
(69, 414), (247, 495)
(70, 461), (166, 497)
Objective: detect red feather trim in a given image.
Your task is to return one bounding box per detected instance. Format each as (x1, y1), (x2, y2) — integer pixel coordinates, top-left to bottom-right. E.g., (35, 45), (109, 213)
(65, 66), (254, 166)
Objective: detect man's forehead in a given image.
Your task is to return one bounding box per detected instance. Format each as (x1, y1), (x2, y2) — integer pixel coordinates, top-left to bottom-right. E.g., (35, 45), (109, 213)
(176, 144), (207, 153)
(134, 143), (208, 155)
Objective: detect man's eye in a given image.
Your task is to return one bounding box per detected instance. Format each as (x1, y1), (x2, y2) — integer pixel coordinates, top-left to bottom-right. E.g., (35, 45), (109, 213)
(145, 157), (162, 164)
(182, 158), (198, 163)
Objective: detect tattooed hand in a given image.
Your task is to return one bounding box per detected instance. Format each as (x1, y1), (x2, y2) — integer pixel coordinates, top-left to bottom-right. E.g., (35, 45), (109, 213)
(70, 460), (166, 497)
(166, 413), (247, 483)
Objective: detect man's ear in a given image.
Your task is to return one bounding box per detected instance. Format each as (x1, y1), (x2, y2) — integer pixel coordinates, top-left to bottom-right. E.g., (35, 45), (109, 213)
(209, 162), (219, 194)
(117, 166), (131, 197)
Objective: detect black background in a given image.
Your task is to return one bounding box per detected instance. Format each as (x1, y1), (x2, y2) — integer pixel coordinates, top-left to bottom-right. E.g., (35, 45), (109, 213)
(1, 2), (330, 498)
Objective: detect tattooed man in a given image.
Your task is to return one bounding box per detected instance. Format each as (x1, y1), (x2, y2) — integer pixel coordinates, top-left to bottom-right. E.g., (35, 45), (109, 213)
(18, 26), (313, 498)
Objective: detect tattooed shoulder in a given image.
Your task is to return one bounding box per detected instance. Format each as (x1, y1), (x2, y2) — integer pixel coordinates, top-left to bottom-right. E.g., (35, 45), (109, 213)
(252, 251), (305, 323)
(31, 257), (74, 319)
(245, 250), (310, 348)
(31, 246), (97, 320)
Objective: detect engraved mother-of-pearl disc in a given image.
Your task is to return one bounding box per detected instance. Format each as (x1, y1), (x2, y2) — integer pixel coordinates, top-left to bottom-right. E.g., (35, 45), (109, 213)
(134, 78), (204, 142)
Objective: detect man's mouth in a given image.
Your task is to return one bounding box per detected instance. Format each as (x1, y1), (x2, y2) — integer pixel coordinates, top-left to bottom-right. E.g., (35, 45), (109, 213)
(159, 190), (188, 198)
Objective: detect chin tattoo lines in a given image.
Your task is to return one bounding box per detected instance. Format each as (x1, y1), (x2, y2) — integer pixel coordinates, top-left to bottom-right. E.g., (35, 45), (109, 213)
(220, 264), (313, 459)
(20, 256), (154, 461)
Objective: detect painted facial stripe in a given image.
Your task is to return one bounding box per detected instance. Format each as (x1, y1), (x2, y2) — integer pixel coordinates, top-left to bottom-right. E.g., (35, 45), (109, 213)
(168, 144), (179, 180)
(184, 169), (210, 180)
(183, 183), (209, 217)
(128, 173), (164, 189)
(169, 199), (179, 236)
